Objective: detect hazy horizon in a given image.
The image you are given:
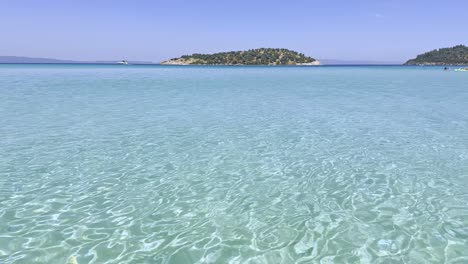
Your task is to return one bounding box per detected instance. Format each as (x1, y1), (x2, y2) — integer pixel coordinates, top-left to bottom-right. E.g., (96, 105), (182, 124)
(1, 0), (467, 63)
(0, 54), (403, 65)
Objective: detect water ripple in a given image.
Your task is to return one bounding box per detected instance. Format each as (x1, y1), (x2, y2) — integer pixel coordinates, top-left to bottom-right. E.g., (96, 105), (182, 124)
(1, 65), (468, 263)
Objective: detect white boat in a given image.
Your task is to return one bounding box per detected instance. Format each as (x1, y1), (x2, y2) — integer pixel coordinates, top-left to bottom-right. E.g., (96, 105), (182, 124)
(117, 60), (129, 65)
(454, 68), (468, 72)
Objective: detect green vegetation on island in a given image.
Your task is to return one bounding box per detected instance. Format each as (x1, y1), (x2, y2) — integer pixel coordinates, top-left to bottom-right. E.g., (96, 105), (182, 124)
(405, 45), (468, 65)
(161, 48), (319, 65)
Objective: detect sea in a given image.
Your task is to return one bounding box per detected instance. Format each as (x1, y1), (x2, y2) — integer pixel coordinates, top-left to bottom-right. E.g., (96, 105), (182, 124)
(1, 64), (467, 263)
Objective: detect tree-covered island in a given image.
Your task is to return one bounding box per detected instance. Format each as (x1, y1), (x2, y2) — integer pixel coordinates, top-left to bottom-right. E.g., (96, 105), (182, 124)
(161, 48), (320, 65)
(405, 45), (468, 65)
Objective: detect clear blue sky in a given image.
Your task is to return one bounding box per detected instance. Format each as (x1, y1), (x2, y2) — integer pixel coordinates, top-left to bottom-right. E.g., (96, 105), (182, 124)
(1, 0), (467, 63)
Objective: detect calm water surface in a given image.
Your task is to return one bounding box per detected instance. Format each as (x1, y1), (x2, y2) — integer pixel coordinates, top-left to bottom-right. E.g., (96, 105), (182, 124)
(1, 65), (468, 263)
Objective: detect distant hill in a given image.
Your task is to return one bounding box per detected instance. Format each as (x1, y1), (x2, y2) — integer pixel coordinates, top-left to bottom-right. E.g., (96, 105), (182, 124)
(405, 45), (468, 65)
(319, 59), (400, 65)
(0, 56), (154, 64)
(0, 56), (76, 63)
(161, 48), (320, 65)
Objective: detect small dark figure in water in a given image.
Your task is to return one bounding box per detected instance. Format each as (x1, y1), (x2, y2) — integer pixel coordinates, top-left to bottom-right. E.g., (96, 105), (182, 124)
(444, 67), (449, 71)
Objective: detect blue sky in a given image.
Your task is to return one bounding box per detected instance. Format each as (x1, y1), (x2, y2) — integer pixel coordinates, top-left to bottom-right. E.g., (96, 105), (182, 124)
(1, 0), (467, 63)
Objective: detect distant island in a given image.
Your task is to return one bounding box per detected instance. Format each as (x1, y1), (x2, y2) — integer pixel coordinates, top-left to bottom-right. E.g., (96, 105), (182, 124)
(405, 45), (468, 65)
(161, 48), (320, 65)
(0, 56), (154, 64)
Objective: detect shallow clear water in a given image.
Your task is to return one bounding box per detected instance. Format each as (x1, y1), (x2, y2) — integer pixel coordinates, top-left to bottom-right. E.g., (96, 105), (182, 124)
(1, 64), (468, 263)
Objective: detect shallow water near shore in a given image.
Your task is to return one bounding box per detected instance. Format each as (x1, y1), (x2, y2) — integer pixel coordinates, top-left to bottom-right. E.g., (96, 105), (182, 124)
(1, 64), (468, 263)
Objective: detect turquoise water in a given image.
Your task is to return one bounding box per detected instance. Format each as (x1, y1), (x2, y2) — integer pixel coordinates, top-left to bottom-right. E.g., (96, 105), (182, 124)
(1, 64), (468, 263)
